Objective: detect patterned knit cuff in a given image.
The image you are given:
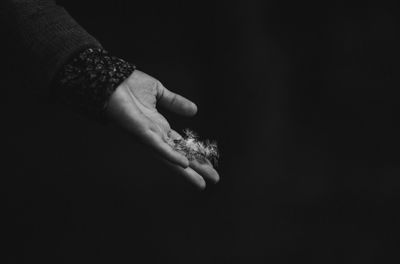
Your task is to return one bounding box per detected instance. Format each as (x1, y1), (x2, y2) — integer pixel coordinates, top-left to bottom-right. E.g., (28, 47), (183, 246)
(56, 48), (136, 120)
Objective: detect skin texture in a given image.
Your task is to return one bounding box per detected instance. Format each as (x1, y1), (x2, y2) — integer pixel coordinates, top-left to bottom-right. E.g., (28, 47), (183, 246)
(106, 70), (219, 189)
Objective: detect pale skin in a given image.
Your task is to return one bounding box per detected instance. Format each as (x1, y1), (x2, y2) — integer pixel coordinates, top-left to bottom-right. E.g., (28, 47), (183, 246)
(106, 70), (219, 189)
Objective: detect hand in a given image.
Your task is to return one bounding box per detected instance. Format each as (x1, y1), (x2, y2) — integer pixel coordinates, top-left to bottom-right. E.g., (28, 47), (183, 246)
(106, 70), (219, 189)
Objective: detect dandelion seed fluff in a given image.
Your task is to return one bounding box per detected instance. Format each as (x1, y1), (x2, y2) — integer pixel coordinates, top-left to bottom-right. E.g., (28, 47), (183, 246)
(167, 129), (219, 167)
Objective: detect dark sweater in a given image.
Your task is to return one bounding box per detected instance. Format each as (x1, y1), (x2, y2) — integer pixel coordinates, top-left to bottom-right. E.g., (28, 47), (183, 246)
(1, 0), (102, 95)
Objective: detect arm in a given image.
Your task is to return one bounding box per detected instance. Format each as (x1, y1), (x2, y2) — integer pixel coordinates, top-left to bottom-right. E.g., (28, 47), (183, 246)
(1, 0), (102, 94)
(1, 0), (219, 189)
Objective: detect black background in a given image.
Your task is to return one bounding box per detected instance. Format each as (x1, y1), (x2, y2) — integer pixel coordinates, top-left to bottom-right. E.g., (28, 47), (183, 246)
(3, 0), (400, 263)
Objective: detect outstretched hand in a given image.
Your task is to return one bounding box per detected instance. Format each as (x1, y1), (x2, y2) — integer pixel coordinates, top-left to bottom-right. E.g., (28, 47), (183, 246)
(106, 70), (219, 189)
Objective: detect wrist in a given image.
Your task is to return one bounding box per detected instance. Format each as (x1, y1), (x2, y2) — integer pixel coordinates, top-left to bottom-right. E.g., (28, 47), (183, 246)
(55, 47), (136, 120)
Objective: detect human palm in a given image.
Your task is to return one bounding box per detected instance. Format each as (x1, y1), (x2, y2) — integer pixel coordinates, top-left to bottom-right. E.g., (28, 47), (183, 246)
(106, 70), (219, 189)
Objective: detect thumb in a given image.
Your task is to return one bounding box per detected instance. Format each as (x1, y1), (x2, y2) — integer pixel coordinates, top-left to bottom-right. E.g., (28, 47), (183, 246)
(156, 82), (198, 116)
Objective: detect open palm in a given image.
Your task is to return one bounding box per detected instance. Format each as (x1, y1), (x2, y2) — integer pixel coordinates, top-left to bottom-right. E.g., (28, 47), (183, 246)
(106, 70), (219, 189)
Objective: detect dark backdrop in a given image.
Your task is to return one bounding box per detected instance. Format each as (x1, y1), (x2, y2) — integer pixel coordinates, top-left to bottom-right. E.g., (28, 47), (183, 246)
(3, 0), (400, 263)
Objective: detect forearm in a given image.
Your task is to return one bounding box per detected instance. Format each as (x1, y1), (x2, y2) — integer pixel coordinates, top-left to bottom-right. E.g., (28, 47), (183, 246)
(1, 0), (102, 94)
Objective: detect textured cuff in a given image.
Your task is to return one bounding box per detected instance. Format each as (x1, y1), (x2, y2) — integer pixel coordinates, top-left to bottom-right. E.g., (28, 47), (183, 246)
(55, 48), (136, 120)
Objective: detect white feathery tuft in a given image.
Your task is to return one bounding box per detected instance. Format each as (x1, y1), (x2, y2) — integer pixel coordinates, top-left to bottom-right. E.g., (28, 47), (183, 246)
(166, 129), (219, 167)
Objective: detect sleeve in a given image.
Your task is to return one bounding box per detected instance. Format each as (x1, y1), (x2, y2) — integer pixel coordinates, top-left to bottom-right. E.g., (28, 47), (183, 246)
(1, 0), (136, 120)
(0, 0), (103, 95)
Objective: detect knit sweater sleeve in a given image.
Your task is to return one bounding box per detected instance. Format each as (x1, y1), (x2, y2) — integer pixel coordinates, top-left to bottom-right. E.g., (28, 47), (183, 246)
(0, 0), (103, 95)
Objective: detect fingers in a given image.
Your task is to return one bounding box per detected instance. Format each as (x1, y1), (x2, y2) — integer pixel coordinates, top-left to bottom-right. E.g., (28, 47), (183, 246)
(169, 129), (220, 184)
(145, 129), (189, 168)
(168, 129), (183, 140)
(165, 160), (206, 190)
(190, 159), (220, 183)
(156, 82), (198, 116)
